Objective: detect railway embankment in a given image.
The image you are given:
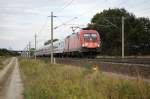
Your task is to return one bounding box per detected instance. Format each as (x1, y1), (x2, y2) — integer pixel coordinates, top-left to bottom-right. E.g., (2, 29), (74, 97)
(56, 58), (150, 79)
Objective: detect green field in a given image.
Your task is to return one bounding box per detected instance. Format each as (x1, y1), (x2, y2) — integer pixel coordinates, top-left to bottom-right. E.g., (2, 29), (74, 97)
(20, 59), (150, 99)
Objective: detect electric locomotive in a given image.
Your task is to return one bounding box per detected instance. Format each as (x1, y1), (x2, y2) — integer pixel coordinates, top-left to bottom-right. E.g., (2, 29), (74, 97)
(64, 30), (101, 57)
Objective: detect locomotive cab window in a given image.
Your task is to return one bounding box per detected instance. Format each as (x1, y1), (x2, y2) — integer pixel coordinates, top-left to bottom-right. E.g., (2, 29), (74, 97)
(91, 34), (97, 41)
(83, 33), (97, 42)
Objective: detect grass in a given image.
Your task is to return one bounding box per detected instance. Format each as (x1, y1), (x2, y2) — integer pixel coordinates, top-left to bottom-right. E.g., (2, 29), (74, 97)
(20, 59), (150, 99)
(0, 56), (10, 70)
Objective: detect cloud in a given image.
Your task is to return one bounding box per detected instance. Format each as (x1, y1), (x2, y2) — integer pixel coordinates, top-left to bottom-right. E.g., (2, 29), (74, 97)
(0, 7), (42, 16)
(0, 36), (15, 41)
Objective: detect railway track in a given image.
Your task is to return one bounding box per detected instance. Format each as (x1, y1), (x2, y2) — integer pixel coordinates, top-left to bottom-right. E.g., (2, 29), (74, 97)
(56, 58), (150, 65)
(55, 58), (150, 79)
(94, 58), (150, 65)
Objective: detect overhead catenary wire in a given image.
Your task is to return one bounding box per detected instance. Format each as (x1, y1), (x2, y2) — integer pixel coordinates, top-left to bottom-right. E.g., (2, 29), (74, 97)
(67, 0), (150, 27)
(60, 0), (74, 11)
(33, 0), (106, 42)
(56, 0), (75, 13)
(25, 1), (133, 38)
(32, 0), (108, 35)
(54, 0), (109, 30)
(54, 17), (78, 30)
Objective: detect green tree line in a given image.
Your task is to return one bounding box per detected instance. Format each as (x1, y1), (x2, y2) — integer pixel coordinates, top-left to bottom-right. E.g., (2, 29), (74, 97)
(0, 48), (20, 56)
(86, 8), (150, 56)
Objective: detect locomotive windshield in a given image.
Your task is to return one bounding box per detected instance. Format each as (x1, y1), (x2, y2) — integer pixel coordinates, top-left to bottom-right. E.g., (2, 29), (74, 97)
(84, 33), (97, 42)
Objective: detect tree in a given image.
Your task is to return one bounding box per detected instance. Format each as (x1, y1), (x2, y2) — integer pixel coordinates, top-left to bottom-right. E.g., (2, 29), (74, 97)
(0, 48), (20, 56)
(29, 48), (35, 56)
(44, 39), (59, 45)
(86, 8), (150, 55)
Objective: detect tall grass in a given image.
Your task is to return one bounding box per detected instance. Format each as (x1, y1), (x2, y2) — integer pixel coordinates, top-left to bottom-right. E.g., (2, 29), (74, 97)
(20, 59), (150, 99)
(0, 56), (9, 69)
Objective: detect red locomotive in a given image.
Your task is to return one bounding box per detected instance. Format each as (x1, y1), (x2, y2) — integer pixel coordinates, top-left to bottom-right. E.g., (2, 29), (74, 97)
(36, 29), (101, 58)
(64, 30), (101, 57)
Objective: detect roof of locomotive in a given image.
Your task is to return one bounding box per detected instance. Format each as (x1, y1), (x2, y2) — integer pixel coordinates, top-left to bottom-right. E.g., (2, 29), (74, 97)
(65, 30), (99, 39)
(79, 29), (99, 34)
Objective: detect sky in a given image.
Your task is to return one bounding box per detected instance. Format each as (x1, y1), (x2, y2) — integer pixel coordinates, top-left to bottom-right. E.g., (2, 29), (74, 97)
(0, 0), (150, 50)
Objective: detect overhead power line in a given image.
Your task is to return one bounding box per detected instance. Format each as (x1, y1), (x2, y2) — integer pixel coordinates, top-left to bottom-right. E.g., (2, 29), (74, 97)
(54, 17), (78, 29)
(56, 0), (75, 13)
(54, 0), (109, 30)
(61, 0), (74, 10)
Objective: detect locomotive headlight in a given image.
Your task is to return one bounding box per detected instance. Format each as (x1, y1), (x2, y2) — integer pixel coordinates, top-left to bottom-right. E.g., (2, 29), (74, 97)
(82, 44), (85, 47)
(85, 43), (88, 46)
